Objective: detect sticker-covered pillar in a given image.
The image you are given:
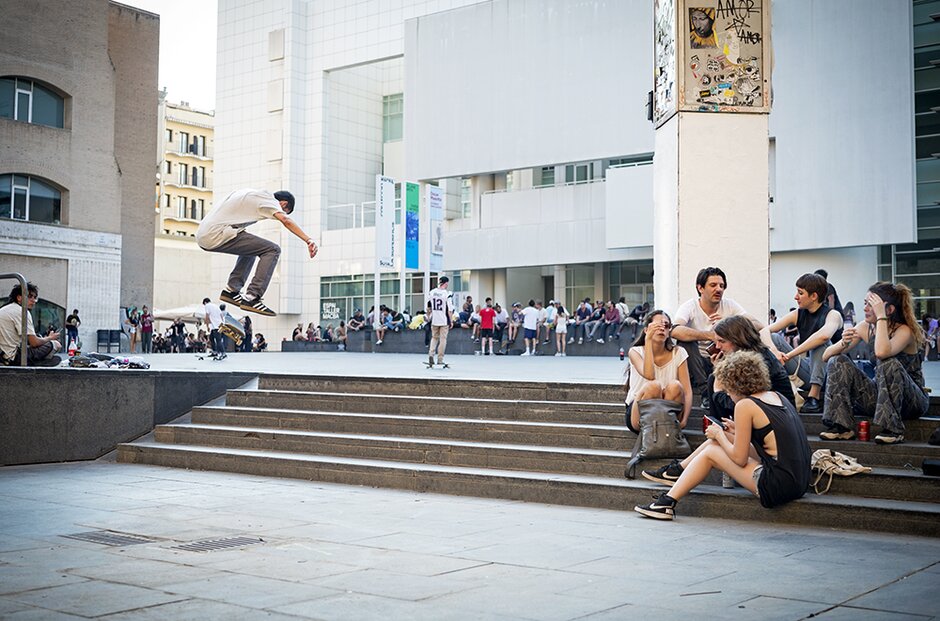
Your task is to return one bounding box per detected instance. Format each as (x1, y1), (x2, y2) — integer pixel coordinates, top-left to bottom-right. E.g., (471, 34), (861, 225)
(652, 0), (771, 319)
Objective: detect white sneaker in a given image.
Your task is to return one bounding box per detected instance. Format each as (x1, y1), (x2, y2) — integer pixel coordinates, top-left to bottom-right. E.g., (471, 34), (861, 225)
(578, 338), (583, 344)
(567, 338), (574, 344)
(375, 339), (383, 345)
(561, 352), (566, 357)
(521, 351), (530, 356)
(597, 338), (605, 344)
(554, 352), (561, 357)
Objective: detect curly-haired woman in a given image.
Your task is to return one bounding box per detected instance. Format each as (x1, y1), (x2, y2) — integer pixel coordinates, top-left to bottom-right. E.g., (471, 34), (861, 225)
(636, 350), (811, 520)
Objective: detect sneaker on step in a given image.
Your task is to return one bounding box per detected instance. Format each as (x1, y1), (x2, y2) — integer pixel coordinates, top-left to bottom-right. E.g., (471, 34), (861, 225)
(641, 459), (684, 485)
(801, 397), (823, 414)
(240, 296), (276, 317)
(578, 338), (583, 345)
(220, 289), (243, 305)
(819, 424), (855, 441)
(874, 430), (904, 445)
(634, 494), (676, 520)
(520, 351), (530, 356)
(554, 352), (562, 357)
(597, 338), (605, 344)
(567, 338), (574, 344)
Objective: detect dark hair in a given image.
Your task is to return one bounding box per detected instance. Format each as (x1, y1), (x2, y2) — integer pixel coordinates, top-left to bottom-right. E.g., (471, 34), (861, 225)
(274, 190), (295, 213)
(528, 299), (535, 307)
(8, 282), (38, 303)
(795, 273), (827, 303)
(868, 281), (924, 348)
(714, 315), (766, 353)
(814, 268), (828, 279)
(72, 308), (79, 314)
(439, 276), (449, 285)
(631, 310), (675, 351)
(695, 267), (727, 293)
(202, 297), (211, 304)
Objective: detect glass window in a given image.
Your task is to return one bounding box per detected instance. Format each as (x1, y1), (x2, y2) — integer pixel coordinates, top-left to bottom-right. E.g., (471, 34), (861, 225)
(177, 196), (186, 218)
(165, 160), (172, 174)
(0, 174), (62, 224)
(460, 178), (472, 218)
(198, 199), (205, 219)
(178, 163), (188, 185)
(539, 166), (555, 186)
(0, 77), (64, 128)
(383, 93), (403, 142)
(178, 131), (189, 154)
(165, 128), (173, 143)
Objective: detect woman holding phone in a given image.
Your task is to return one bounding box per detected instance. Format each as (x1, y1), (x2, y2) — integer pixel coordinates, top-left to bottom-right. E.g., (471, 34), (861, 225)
(623, 310), (693, 434)
(706, 315), (795, 422)
(636, 350), (811, 520)
(820, 282), (928, 444)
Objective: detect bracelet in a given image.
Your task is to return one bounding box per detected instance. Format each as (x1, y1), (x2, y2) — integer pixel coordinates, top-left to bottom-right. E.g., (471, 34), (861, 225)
(876, 317), (888, 322)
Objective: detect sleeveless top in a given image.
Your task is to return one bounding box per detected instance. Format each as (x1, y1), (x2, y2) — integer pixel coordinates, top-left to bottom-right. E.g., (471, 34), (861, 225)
(866, 323), (927, 391)
(797, 303), (840, 344)
(747, 394), (812, 509)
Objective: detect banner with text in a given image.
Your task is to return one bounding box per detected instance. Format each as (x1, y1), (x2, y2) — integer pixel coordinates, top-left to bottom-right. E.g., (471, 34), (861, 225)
(405, 182), (420, 270)
(427, 184), (444, 273)
(375, 174), (395, 268)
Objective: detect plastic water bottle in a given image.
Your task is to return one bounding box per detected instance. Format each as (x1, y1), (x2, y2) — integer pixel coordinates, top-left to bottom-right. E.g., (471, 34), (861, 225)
(619, 347), (625, 361)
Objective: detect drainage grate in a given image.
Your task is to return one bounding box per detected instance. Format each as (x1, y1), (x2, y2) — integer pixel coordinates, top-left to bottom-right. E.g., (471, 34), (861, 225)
(62, 530), (156, 547)
(171, 536), (263, 553)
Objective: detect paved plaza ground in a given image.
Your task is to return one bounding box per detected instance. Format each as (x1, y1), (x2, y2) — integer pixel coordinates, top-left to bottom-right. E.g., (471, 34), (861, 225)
(1, 352), (939, 620)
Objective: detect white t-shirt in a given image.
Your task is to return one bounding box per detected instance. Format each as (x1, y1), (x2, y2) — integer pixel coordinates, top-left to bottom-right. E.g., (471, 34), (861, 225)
(196, 189), (284, 250)
(673, 296), (747, 355)
(521, 306), (540, 330)
(204, 303), (224, 330)
(495, 309), (508, 325)
(0, 302), (34, 360)
(544, 306), (556, 325)
(426, 287), (454, 326)
(555, 311), (568, 334)
(625, 346), (689, 405)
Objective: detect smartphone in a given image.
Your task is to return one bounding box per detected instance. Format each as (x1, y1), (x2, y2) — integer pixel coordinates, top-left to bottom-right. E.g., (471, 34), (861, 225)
(703, 413), (726, 429)
(705, 342), (719, 356)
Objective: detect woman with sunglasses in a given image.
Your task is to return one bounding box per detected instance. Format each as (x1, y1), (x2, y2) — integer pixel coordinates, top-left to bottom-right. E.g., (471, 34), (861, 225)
(623, 310), (693, 434)
(820, 282), (928, 444)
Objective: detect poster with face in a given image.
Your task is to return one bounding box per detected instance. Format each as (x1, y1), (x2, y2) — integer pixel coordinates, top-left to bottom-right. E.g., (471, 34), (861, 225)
(680, 1), (768, 113)
(653, 0), (677, 127)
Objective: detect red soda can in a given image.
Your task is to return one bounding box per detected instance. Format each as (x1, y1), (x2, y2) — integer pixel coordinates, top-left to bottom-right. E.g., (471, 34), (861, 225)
(857, 420), (870, 442)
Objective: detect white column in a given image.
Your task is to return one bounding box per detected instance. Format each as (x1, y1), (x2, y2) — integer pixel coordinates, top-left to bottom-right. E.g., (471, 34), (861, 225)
(653, 113), (769, 318)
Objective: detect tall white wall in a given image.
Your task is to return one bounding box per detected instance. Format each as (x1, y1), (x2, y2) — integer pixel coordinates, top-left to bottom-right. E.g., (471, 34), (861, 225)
(405, 0), (655, 180)
(769, 0), (914, 250)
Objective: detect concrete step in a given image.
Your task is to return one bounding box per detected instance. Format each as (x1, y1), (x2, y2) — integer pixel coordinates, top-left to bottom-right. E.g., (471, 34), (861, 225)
(155, 423), (940, 503)
(807, 436), (940, 469)
(116, 442), (940, 538)
(191, 405), (631, 451)
(256, 374), (625, 403)
(225, 390), (626, 425)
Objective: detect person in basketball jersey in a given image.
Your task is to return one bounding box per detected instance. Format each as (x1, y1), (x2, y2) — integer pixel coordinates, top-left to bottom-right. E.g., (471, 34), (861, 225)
(426, 276), (454, 366)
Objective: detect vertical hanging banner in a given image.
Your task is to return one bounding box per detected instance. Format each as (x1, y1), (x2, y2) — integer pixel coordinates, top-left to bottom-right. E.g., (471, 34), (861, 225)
(404, 182), (420, 270)
(427, 184), (444, 273)
(375, 174), (395, 268)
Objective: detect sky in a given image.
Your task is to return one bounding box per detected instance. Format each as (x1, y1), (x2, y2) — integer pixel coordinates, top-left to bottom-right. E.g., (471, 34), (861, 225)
(121, 0), (218, 111)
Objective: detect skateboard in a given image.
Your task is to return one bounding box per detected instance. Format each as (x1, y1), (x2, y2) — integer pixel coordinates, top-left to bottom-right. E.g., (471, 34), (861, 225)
(424, 361), (450, 369)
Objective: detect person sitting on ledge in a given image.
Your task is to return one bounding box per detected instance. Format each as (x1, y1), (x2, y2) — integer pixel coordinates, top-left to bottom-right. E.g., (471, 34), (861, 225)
(348, 308), (366, 331)
(820, 282), (929, 445)
(706, 315), (795, 423)
(0, 282), (62, 366)
(636, 350), (811, 521)
(623, 310), (692, 434)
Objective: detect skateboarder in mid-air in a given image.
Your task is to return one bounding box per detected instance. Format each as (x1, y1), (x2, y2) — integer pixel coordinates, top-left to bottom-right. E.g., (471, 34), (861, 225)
(196, 189), (319, 317)
(426, 276), (454, 368)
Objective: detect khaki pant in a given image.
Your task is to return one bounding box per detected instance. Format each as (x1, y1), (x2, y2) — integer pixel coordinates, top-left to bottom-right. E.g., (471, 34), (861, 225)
(429, 324), (449, 362)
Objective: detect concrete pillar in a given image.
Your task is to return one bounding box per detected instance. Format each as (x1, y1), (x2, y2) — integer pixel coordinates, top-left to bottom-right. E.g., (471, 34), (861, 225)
(653, 114), (769, 317)
(652, 1), (771, 319)
(473, 269), (495, 305)
(471, 174), (494, 230)
(553, 265), (566, 306)
(593, 263), (605, 302)
(494, 268), (508, 307)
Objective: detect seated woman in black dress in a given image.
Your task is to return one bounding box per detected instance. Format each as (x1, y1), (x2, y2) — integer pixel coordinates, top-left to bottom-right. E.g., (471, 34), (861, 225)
(636, 350), (811, 520)
(706, 315), (795, 422)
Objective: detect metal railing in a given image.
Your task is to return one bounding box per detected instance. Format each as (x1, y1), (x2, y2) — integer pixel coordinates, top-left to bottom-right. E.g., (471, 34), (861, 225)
(0, 272), (28, 366)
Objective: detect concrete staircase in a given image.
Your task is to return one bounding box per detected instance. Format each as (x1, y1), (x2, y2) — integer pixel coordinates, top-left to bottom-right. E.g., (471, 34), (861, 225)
(117, 374), (940, 537)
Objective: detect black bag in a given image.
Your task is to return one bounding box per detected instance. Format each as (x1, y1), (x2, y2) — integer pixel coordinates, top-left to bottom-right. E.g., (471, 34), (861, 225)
(928, 427), (940, 447)
(624, 399), (691, 479)
(923, 459), (940, 477)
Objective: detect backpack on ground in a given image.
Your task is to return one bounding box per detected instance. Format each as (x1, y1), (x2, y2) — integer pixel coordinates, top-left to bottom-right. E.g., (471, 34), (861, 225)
(624, 399), (691, 479)
(810, 448), (872, 494)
